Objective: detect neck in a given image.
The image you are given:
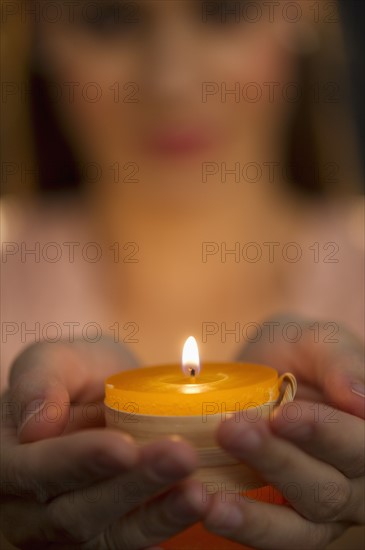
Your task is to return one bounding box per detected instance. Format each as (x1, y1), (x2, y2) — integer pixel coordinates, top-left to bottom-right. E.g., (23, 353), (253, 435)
(91, 173), (293, 242)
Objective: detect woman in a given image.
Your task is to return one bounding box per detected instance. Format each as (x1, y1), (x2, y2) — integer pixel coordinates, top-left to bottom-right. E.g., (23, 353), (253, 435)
(1, 1), (364, 548)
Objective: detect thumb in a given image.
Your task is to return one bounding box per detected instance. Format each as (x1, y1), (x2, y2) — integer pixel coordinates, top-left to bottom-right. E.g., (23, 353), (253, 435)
(320, 337), (365, 420)
(237, 314), (365, 420)
(7, 342), (81, 443)
(7, 338), (140, 443)
(8, 368), (70, 444)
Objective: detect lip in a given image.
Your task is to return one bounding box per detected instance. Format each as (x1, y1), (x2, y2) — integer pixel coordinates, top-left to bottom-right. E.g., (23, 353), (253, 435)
(144, 127), (221, 157)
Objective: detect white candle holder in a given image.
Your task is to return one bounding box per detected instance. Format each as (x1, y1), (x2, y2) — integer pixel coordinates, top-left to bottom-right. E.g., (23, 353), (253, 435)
(105, 373), (297, 491)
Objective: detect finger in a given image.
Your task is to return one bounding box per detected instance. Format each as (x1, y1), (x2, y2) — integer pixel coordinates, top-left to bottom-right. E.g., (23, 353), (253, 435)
(237, 315), (365, 420)
(320, 343), (365, 420)
(271, 400), (365, 478)
(3, 430), (138, 501)
(217, 415), (355, 523)
(294, 383), (324, 403)
(7, 338), (138, 442)
(98, 480), (208, 550)
(43, 438), (199, 544)
(7, 364), (71, 443)
(0, 496), (46, 548)
(204, 493), (347, 550)
(62, 402), (106, 433)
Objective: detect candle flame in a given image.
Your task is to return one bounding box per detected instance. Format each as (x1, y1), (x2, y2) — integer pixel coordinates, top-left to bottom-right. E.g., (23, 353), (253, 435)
(182, 336), (200, 376)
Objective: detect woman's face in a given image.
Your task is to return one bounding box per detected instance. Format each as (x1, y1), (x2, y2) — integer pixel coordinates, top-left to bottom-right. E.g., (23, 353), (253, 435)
(37, 0), (302, 185)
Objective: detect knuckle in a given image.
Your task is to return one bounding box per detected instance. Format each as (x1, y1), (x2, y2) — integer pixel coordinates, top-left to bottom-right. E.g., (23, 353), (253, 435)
(313, 481), (352, 522)
(305, 522), (335, 549)
(87, 527), (120, 550)
(109, 518), (144, 550)
(138, 508), (164, 538)
(346, 480), (365, 524)
(239, 502), (271, 546)
(21, 448), (55, 504)
(344, 455), (365, 478)
(1, 450), (20, 491)
(2, 450), (42, 502)
(47, 502), (96, 543)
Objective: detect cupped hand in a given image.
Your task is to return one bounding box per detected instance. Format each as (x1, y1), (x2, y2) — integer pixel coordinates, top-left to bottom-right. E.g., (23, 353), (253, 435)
(204, 315), (365, 549)
(1, 339), (207, 549)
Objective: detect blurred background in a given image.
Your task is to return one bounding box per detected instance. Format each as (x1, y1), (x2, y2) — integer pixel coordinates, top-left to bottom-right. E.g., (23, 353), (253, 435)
(338, 0), (364, 177)
(1, 0), (364, 196)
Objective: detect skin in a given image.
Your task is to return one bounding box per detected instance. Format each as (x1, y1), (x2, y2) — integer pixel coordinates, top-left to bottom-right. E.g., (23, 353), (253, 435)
(1, 339), (208, 549)
(1, 1), (364, 548)
(1, 320), (364, 548)
(205, 317), (365, 548)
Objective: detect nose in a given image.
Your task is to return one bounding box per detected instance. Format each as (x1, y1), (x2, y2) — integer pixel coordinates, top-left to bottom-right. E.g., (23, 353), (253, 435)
(142, 13), (199, 106)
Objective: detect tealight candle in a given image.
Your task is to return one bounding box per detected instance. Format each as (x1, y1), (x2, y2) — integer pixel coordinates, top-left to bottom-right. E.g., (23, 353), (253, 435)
(104, 337), (297, 550)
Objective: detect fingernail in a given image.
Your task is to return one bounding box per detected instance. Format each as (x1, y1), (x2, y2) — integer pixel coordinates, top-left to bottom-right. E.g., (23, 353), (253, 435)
(351, 383), (365, 398)
(221, 422), (263, 454)
(95, 434), (137, 472)
(17, 399), (45, 436)
(207, 502), (243, 535)
(149, 453), (190, 483)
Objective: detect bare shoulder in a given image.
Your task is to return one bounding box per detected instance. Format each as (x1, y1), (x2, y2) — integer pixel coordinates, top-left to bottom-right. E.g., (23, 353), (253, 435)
(0, 194), (89, 242)
(0, 195), (105, 386)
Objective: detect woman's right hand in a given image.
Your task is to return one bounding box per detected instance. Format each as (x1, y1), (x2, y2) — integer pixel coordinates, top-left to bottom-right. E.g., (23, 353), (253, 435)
(0, 340), (207, 549)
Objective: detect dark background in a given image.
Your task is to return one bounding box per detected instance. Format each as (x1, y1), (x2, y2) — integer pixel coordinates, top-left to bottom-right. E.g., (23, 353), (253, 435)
(339, 0), (364, 173)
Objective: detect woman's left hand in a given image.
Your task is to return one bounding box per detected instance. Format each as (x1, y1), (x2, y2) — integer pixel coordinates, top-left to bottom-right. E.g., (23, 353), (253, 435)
(204, 315), (364, 549)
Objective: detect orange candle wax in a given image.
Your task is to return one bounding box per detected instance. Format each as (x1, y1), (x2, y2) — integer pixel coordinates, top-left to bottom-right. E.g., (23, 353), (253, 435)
(104, 362), (281, 416)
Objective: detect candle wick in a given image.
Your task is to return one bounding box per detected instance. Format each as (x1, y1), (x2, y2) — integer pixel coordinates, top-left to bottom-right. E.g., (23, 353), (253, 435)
(190, 368), (195, 377)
